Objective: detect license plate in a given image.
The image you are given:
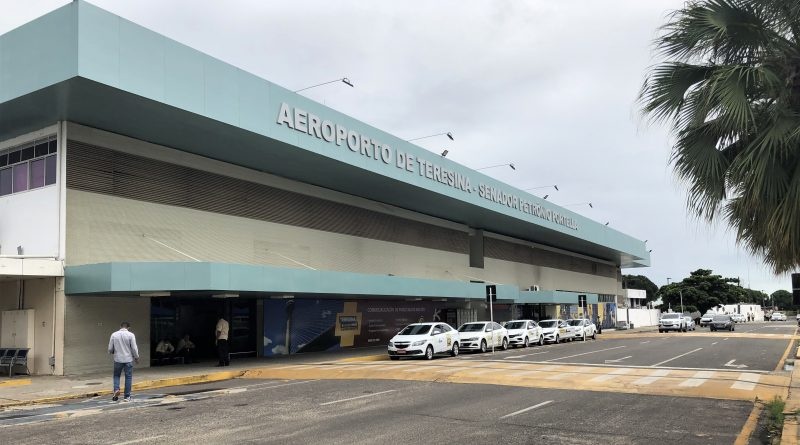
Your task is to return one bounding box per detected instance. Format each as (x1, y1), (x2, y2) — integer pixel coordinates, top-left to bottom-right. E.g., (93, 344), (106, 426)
(396, 350), (406, 354)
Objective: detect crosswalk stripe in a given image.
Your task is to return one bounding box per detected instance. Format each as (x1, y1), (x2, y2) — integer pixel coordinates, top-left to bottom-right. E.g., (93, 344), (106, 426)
(506, 369), (541, 377)
(731, 373), (761, 390)
(633, 369), (670, 385)
(589, 368), (633, 382)
(679, 371), (715, 387)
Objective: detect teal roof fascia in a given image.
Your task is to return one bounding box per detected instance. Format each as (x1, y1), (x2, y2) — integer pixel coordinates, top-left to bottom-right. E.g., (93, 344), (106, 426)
(516, 290), (599, 305)
(1, 1), (650, 268)
(65, 262), (522, 301)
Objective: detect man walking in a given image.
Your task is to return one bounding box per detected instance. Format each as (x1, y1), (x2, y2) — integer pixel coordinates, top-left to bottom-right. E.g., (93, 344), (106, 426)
(216, 316), (230, 366)
(108, 321), (140, 402)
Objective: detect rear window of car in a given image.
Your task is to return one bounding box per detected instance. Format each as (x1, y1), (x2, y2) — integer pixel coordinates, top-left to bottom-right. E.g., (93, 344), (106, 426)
(398, 324), (431, 335)
(458, 323), (485, 332)
(662, 313), (680, 319)
(712, 315), (730, 321)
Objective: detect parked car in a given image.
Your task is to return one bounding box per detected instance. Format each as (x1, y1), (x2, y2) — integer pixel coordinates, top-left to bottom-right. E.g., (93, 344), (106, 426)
(683, 316), (696, 331)
(770, 312), (787, 321)
(658, 313), (686, 333)
(731, 313), (746, 323)
(699, 313), (715, 327)
(566, 318), (597, 341)
(503, 320), (543, 347)
(710, 314), (734, 331)
(539, 319), (567, 344)
(388, 322), (460, 360)
(457, 321), (509, 352)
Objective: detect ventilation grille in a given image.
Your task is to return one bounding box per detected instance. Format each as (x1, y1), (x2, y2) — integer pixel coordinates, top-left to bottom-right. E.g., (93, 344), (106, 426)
(484, 237), (614, 277)
(66, 140), (469, 254)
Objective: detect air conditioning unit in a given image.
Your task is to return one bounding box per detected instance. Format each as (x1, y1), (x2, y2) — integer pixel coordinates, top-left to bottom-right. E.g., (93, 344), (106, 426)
(527, 285), (540, 292)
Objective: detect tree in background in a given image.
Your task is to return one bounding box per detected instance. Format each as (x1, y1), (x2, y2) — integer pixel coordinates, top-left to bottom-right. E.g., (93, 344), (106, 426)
(622, 275), (658, 302)
(771, 289), (793, 308)
(657, 269), (768, 314)
(640, 0), (800, 274)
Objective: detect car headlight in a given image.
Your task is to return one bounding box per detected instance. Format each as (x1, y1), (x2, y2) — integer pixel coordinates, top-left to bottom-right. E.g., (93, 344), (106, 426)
(412, 340), (426, 346)
(388, 341), (394, 347)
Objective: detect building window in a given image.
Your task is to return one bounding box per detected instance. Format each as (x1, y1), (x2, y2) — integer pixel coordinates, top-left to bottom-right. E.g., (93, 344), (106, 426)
(0, 136), (57, 196)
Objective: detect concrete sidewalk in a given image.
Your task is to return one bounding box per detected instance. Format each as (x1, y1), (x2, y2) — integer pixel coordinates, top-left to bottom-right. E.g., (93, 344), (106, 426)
(0, 346), (386, 409)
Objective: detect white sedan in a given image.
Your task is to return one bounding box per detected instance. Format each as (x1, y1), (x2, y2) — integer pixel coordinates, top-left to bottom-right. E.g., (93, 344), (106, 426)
(538, 319), (569, 344)
(388, 322), (460, 360)
(504, 319), (543, 347)
(457, 321), (509, 352)
(566, 318), (597, 341)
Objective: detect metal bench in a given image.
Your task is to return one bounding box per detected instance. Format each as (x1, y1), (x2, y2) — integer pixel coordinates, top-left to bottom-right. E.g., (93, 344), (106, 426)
(0, 348), (30, 377)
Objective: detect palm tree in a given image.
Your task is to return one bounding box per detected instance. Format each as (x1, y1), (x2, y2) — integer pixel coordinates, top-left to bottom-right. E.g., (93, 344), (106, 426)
(640, 0), (800, 274)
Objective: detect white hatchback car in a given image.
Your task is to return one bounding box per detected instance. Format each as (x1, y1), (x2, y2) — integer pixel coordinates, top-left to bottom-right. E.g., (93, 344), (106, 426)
(388, 322), (460, 360)
(566, 318), (597, 341)
(457, 321), (509, 353)
(504, 320), (543, 347)
(771, 312), (787, 321)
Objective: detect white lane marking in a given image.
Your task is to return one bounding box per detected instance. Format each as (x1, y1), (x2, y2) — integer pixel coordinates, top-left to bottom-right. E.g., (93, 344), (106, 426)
(711, 342), (718, 345)
(543, 346), (626, 362)
(245, 380), (318, 391)
(499, 400), (553, 419)
(679, 371), (715, 387)
(650, 348), (703, 367)
(723, 338), (729, 341)
(545, 367), (571, 380)
(466, 368), (501, 376)
(319, 389), (397, 406)
(604, 355), (632, 364)
(724, 359), (748, 369)
(589, 368), (634, 382)
(506, 369), (541, 377)
(634, 369), (671, 385)
(731, 373), (761, 391)
(640, 341), (650, 344)
(436, 367), (468, 373)
(114, 436), (167, 445)
(505, 351), (551, 359)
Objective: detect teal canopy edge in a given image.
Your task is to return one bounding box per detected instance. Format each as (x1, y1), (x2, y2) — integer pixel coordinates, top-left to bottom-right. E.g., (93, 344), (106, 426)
(65, 262), (598, 305)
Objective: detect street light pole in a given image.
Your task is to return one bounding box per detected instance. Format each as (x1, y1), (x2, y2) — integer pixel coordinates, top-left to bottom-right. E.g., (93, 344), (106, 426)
(679, 289), (684, 314)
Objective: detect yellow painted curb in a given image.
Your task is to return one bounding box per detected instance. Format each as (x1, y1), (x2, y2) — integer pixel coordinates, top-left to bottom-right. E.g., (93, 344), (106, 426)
(782, 417), (798, 445)
(734, 403), (763, 445)
(0, 370), (244, 409)
(0, 378), (32, 388)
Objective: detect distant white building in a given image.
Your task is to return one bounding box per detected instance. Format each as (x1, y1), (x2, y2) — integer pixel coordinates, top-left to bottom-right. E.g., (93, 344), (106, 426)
(617, 289), (647, 308)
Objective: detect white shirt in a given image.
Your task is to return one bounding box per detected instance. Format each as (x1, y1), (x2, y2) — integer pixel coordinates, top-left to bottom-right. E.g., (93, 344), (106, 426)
(216, 318), (229, 340)
(108, 328), (139, 363)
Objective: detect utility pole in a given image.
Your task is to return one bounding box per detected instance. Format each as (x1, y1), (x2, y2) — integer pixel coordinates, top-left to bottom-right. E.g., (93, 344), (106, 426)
(679, 289), (684, 314)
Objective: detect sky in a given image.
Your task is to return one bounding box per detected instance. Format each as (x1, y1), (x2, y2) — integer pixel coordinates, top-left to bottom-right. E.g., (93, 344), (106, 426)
(1, 0), (793, 294)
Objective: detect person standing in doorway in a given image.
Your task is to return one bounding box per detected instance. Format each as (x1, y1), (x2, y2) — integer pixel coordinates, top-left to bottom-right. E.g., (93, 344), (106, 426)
(216, 316), (230, 366)
(108, 321), (139, 402)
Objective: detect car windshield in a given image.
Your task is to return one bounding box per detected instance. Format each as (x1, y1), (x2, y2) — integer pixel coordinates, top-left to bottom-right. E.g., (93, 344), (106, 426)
(539, 321), (558, 328)
(661, 313), (680, 319)
(505, 321), (526, 329)
(567, 320), (583, 326)
(398, 324), (431, 335)
(458, 323), (486, 332)
(712, 315), (730, 321)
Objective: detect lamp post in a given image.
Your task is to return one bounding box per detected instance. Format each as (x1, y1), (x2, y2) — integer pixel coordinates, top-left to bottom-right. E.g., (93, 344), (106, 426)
(293, 77), (354, 93)
(524, 184), (559, 192)
(562, 202), (593, 208)
(476, 163), (515, 171)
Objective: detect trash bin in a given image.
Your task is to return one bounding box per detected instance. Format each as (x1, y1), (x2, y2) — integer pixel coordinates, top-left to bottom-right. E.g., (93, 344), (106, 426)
(629, 322), (634, 329)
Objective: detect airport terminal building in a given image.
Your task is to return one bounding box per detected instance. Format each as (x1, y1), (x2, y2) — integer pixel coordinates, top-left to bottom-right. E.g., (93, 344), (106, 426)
(0, 2), (649, 375)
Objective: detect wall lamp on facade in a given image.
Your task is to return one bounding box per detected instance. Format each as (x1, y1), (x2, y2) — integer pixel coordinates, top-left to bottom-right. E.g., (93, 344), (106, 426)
(293, 77), (354, 93)
(211, 293), (239, 299)
(605, 222), (609, 226)
(476, 163), (515, 171)
(407, 132), (454, 142)
(441, 149), (449, 157)
(524, 184), (559, 191)
(562, 202), (593, 208)
(542, 194), (549, 200)
(140, 291), (171, 297)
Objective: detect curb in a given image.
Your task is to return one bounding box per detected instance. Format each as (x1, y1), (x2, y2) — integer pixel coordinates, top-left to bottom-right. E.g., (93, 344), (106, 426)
(0, 378), (31, 388)
(779, 333), (800, 442)
(0, 370), (244, 409)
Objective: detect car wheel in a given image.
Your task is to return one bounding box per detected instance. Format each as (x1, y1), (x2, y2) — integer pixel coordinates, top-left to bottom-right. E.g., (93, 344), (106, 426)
(501, 338), (509, 350)
(450, 342), (459, 357)
(591, 331), (596, 340)
(711, 327), (715, 331)
(554, 334), (560, 344)
(582, 333), (587, 341)
(390, 356), (400, 361)
(425, 345), (434, 360)
(523, 337), (529, 348)
(480, 340), (487, 353)
(659, 330), (663, 333)
(539, 335), (545, 346)
(731, 326), (734, 331)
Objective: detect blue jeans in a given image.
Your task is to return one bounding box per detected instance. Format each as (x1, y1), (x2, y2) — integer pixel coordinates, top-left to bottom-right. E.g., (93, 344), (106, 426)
(113, 361), (133, 397)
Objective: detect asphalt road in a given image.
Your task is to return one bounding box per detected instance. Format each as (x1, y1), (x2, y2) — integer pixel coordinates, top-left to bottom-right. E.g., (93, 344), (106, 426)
(0, 378), (752, 444)
(449, 321), (797, 371)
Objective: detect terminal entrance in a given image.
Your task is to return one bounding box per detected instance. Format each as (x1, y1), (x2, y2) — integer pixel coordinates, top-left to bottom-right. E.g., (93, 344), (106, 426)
(150, 297), (257, 365)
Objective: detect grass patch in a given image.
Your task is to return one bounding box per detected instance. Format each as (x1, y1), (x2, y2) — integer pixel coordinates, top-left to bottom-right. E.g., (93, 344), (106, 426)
(765, 396), (786, 440)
